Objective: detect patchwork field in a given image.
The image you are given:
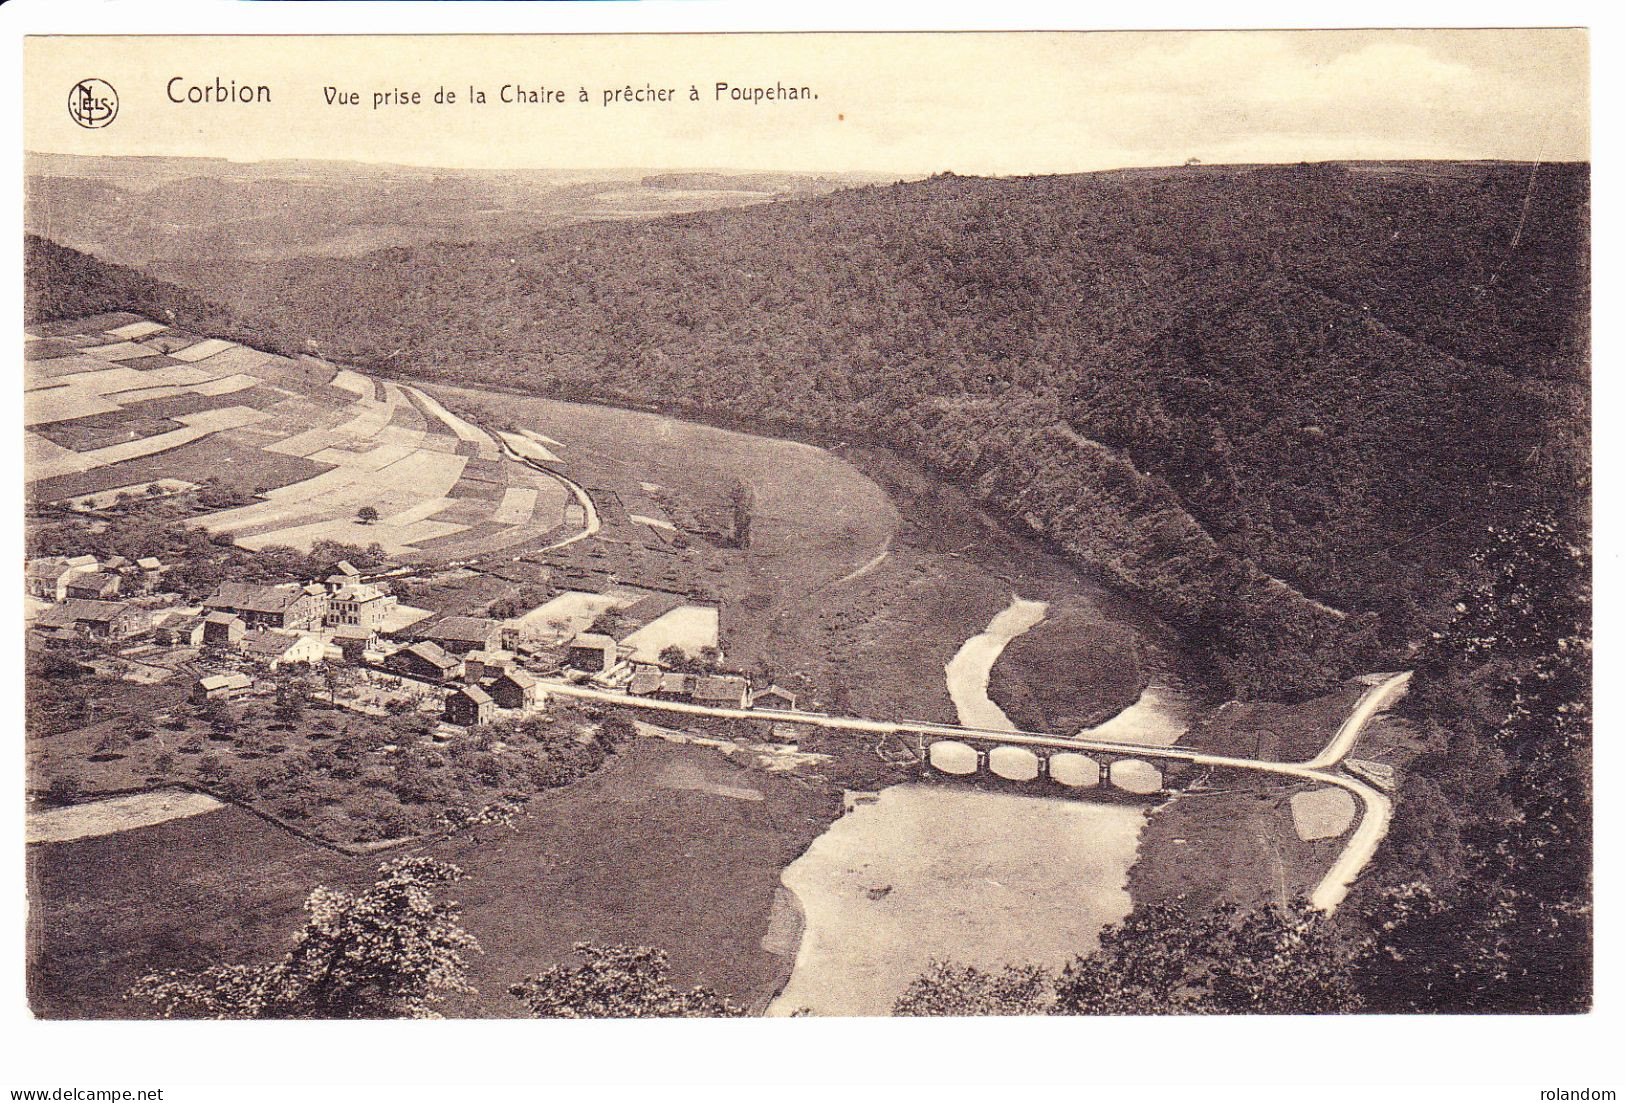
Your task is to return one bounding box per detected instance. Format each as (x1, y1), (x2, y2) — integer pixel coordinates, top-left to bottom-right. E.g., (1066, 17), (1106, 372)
(24, 314), (578, 560)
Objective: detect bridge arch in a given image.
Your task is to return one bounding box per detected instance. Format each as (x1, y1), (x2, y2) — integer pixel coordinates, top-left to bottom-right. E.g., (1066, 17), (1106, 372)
(988, 746), (1040, 781)
(928, 740), (979, 775)
(1048, 752), (1101, 788)
(1109, 758), (1163, 794)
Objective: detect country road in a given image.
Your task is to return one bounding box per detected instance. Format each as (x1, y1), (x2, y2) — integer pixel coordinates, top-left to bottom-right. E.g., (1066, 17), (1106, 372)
(1303, 672), (1413, 769)
(541, 670), (1410, 912)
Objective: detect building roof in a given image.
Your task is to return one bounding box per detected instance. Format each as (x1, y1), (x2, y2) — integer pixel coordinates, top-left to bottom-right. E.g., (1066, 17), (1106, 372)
(32, 604), (78, 629)
(570, 632), (618, 651)
(65, 555), (98, 568)
(628, 669), (662, 695)
(205, 582), (307, 615)
(25, 558), (72, 581)
(102, 556), (130, 569)
(334, 560), (360, 577)
(400, 640), (460, 670)
(330, 623), (375, 640)
(659, 672), (694, 695)
(494, 667), (538, 689)
(451, 684), (494, 706)
(332, 583), (388, 603)
(692, 674), (750, 703)
(240, 629), (304, 657)
(66, 571), (118, 591)
(198, 672), (253, 691)
(417, 616), (500, 644)
(156, 611), (205, 630)
(136, 557), (163, 570)
(753, 683), (796, 700)
(64, 598), (131, 623)
(204, 610), (244, 626)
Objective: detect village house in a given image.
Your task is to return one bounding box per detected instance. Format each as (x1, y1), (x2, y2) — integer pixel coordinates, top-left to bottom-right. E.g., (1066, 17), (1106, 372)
(385, 640), (464, 683)
(153, 611), (208, 648)
(444, 684), (495, 727)
(329, 623), (376, 663)
(325, 560), (362, 588)
(240, 629), (327, 670)
(567, 632), (620, 675)
(413, 615), (503, 656)
(488, 667), (541, 710)
(191, 671), (254, 703)
(64, 570), (121, 601)
(136, 557), (166, 591)
(324, 582), (397, 631)
(750, 684), (799, 711)
(692, 674), (751, 709)
(33, 598), (147, 640)
(462, 649), (515, 683)
(204, 581), (329, 631)
(25, 556), (99, 602)
(202, 611), (247, 649)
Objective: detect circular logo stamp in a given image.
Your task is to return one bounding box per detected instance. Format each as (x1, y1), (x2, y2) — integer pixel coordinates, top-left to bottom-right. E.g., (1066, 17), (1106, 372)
(68, 79), (119, 129)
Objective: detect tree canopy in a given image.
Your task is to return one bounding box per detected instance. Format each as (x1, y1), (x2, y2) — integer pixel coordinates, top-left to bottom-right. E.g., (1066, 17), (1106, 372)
(127, 858), (479, 1019)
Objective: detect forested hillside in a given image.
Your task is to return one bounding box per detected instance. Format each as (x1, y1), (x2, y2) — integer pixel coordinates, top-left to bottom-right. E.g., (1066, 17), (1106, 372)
(144, 160), (1587, 699)
(24, 159), (1591, 1012)
(27, 163), (1589, 698)
(24, 234), (304, 356)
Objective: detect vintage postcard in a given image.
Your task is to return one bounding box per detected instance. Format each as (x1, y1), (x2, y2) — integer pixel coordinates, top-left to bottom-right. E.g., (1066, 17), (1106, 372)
(15, 17), (1594, 1059)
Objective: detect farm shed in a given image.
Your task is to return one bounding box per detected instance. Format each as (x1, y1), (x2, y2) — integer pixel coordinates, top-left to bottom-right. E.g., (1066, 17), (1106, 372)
(64, 571), (121, 601)
(462, 649), (514, 682)
(33, 598), (146, 639)
(329, 623), (377, 661)
(567, 632), (620, 675)
(386, 640), (465, 683)
(192, 671), (254, 703)
(205, 581), (328, 631)
(414, 615), (503, 656)
(25, 557), (97, 602)
(750, 685), (799, 711)
(202, 611), (247, 648)
(240, 629), (327, 669)
(153, 612), (207, 648)
(692, 675), (751, 709)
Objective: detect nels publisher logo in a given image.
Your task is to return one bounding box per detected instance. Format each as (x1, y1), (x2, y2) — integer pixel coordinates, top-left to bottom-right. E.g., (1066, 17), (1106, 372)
(68, 78), (118, 129)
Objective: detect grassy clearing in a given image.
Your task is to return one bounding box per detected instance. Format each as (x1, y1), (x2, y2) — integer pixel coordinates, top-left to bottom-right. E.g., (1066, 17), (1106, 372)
(1127, 681), (1379, 913)
(28, 737), (847, 1018)
(1181, 683), (1365, 761)
(1128, 778), (1340, 914)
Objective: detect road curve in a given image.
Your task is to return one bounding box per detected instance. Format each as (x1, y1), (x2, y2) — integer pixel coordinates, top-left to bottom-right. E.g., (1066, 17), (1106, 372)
(541, 671), (1409, 912)
(495, 436), (602, 555)
(1302, 672), (1412, 770)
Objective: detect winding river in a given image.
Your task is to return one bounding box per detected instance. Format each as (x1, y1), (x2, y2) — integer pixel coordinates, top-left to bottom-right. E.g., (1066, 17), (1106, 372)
(770, 596), (1194, 1016)
(943, 595), (1050, 730)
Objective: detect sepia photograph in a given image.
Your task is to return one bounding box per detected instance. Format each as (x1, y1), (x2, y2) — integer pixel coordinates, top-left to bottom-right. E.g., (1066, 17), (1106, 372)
(7, 9), (1601, 1083)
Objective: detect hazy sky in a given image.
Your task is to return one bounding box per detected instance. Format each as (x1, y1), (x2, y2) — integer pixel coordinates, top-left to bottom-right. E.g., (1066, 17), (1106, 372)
(25, 30), (1589, 173)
